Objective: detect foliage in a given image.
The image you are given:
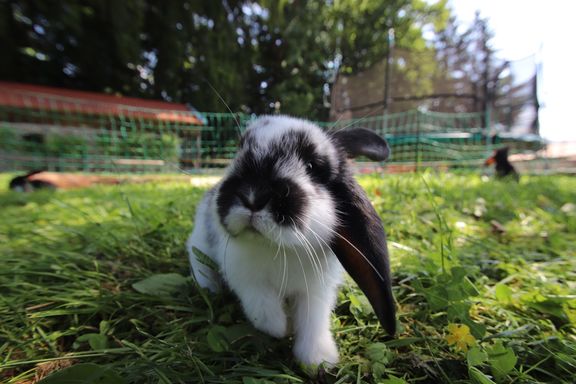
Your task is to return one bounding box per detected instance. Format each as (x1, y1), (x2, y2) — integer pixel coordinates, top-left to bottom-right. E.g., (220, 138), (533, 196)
(44, 133), (88, 156)
(0, 0), (451, 119)
(0, 125), (18, 150)
(0, 129), (88, 155)
(97, 132), (182, 162)
(333, 0), (449, 74)
(2, 129), (181, 161)
(37, 363), (127, 384)
(0, 172), (575, 383)
(429, 12), (501, 114)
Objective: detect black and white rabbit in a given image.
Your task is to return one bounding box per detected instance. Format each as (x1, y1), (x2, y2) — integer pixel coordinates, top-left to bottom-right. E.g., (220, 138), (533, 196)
(187, 116), (395, 366)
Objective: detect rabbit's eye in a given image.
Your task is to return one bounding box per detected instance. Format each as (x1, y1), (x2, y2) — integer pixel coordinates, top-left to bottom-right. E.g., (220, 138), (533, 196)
(305, 157), (331, 184)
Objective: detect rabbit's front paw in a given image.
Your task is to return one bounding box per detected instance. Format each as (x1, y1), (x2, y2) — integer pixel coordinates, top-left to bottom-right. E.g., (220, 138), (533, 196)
(252, 313), (287, 338)
(294, 332), (339, 366)
(243, 295), (287, 338)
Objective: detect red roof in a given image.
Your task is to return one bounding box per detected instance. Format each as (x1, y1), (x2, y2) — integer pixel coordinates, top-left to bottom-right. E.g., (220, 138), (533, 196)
(0, 81), (203, 125)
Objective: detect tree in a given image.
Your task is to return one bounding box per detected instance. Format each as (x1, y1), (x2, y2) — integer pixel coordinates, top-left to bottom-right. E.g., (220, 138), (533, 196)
(0, 0), (453, 119)
(0, 1), (145, 93)
(431, 11), (510, 118)
(332, 0), (449, 74)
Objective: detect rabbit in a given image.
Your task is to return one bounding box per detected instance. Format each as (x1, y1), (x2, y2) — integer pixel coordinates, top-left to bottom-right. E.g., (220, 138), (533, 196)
(9, 170), (123, 191)
(186, 115), (396, 366)
(9, 170), (56, 192)
(484, 146), (519, 181)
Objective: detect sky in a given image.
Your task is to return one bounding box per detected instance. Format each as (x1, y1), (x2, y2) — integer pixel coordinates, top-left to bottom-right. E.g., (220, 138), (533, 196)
(449, 0), (576, 141)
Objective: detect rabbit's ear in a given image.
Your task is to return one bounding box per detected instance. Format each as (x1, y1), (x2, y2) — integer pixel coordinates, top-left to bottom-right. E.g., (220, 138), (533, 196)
(332, 128), (390, 161)
(328, 177), (396, 336)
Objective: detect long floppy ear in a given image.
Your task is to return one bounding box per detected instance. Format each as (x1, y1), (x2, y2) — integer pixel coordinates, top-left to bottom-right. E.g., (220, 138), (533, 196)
(332, 128), (390, 161)
(328, 176), (396, 336)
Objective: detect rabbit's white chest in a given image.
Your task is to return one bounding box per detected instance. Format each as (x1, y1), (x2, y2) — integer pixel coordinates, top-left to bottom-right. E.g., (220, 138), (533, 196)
(217, 236), (343, 297)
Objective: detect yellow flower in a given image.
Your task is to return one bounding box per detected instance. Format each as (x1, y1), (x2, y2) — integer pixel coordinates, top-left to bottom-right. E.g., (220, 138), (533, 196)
(446, 323), (476, 352)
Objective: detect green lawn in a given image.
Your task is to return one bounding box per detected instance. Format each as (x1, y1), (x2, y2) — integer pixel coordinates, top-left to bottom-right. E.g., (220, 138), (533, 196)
(1, 172), (575, 383)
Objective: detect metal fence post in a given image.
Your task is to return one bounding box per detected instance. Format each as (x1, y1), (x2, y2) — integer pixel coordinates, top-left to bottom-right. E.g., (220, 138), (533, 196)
(415, 110), (421, 172)
(485, 103), (492, 155)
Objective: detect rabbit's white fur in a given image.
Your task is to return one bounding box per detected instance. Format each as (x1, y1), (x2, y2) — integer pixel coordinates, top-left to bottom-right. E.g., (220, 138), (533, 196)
(187, 192), (343, 365)
(187, 116), (346, 365)
(187, 115), (398, 365)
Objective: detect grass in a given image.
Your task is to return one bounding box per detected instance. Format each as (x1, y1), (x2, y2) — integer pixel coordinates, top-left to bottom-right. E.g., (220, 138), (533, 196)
(0, 171), (575, 383)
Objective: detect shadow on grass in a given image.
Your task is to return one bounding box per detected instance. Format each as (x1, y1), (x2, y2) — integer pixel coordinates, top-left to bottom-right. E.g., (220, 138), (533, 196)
(0, 181), (304, 383)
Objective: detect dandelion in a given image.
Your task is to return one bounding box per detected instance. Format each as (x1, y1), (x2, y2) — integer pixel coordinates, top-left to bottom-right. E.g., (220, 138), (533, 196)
(446, 323), (476, 352)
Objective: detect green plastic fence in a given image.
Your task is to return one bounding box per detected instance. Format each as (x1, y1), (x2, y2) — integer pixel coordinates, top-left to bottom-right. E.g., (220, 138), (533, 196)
(0, 93), (543, 173)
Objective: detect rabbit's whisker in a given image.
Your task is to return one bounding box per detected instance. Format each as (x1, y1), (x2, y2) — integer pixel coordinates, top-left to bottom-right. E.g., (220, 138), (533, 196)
(273, 230), (283, 261)
(276, 227), (288, 299)
(290, 218), (326, 289)
(205, 80), (243, 139)
(290, 242), (311, 328)
(290, 220), (321, 283)
(296, 216), (332, 280)
(322, 107), (385, 147)
(223, 234), (231, 282)
(303, 214), (387, 283)
(280, 240), (288, 299)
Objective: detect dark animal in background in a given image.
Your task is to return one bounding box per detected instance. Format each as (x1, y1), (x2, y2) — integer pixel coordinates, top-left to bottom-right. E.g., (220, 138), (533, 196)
(9, 170), (122, 192)
(9, 170), (56, 192)
(484, 147), (519, 181)
(8, 171), (191, 192)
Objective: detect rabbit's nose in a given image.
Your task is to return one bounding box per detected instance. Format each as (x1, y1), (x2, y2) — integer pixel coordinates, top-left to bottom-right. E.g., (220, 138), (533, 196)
(237, 189), (271, 212)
